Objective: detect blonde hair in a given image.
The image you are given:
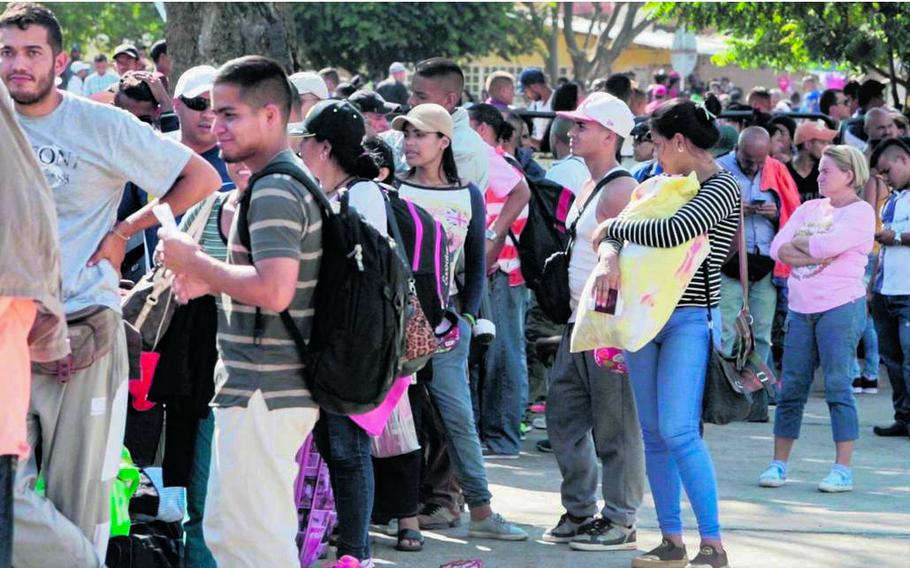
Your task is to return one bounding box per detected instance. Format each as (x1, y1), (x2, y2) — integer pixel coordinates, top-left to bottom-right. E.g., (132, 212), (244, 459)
(822, 145), (869, 192)
(485, 71), (515, 93)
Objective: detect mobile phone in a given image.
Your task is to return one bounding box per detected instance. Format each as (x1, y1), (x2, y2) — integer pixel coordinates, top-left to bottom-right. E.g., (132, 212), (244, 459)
(594, 289), (618, 315)
(750, 199), (765, 206)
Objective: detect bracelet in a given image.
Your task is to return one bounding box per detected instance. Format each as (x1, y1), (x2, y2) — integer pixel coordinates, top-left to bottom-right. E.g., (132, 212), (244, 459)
(462, 313), (477, 327)
(111, 227), (130, 242)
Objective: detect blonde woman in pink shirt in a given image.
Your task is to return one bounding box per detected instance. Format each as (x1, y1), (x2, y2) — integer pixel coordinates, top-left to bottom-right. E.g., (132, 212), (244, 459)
(760, 145), (875, 493)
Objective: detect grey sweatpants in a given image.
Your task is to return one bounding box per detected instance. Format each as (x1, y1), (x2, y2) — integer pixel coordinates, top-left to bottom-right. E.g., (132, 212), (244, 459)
(546, 325), (645, 527)
(13, 315), (128, 567)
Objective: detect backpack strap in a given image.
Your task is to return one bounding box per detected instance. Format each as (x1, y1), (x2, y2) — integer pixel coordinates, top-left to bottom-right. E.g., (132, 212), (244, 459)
(568, 168), (633, 238)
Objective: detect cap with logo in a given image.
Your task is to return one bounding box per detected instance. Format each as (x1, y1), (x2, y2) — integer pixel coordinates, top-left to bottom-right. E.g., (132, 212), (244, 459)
(348, 90), (399, 115)
(794, 120), (838, 146)
(112, 43), (139, 60)
(390, 103), (454, 140)
(289, 72), (329, 100)
(174, 65), (218, 99)
(287, 99), (366, 150)
(556, 92), (635, 138)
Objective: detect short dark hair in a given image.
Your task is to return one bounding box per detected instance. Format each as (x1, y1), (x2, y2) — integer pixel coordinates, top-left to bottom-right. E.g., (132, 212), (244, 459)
(747, 87), (772, 102)
(843, 80), (860, 100)
(468, 103), (515, 144)
(215, 55), (292, 121)
(117, 72), (156, 104)
(414, 57), (465, 92)
(604, 73), (633, 104)
(93, 53), (107, 63)
(0, 2), (63, 54)
(819, 88), (843, 116)
(363, 135), (396, 185)
(150, 39), (166, 64)
(650, 99), (720, 151)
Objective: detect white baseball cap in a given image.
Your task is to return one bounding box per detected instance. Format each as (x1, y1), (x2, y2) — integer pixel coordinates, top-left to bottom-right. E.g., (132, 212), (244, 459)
(389, 62), (407, 74)
(174, 65), (217, 99)
(557, 92), (635, 138)
(289, 72), (329, 100)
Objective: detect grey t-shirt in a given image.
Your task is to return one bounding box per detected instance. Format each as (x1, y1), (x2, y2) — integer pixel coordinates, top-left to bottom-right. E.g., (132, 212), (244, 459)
(17, 91), (193, 314)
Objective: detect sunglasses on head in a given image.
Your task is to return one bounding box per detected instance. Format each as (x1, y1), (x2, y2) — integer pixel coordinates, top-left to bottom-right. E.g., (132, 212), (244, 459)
(180, 95), (210, 112)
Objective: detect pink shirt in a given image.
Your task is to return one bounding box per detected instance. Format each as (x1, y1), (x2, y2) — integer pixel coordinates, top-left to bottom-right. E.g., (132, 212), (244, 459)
(483, 144), (527, 286)
(770, 199), (875, 314)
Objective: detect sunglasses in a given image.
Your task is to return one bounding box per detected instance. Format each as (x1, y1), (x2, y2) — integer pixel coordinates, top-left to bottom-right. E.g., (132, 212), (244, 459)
(180, 95), (210, 112)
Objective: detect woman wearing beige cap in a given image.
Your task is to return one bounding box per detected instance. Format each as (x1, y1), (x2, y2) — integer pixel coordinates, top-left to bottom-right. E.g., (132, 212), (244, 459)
(386, 104), (529, 543)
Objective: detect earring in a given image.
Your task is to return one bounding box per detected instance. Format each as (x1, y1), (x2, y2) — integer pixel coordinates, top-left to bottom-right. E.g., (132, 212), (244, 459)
(677, 146), (683, 153)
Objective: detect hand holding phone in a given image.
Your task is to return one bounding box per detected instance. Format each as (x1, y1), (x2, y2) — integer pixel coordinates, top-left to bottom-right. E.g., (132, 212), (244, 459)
(594, 288), (618, 315)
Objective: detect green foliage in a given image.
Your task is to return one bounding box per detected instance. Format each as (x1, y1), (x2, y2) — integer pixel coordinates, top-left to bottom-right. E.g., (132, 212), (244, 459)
(291, 3), (535, 79)
(40, 2), (164, 54)
(652, 2), (910, 85)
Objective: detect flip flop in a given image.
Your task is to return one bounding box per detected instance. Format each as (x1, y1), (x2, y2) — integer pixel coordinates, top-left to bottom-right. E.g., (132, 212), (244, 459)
(396, 528), (425, 552)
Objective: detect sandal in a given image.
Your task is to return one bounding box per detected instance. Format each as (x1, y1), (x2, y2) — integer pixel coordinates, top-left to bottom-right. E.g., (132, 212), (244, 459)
(396, 528), (425, 552)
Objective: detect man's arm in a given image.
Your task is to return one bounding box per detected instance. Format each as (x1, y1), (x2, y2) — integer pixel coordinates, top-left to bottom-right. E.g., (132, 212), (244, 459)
(89, 154), (220, 268)
(486, 177), (530, 269)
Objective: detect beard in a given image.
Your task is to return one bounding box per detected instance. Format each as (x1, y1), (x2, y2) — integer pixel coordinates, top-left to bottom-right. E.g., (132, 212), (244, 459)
(7, 67), (56, 106)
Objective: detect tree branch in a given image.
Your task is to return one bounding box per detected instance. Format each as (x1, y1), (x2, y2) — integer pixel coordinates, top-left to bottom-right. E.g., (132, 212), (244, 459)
(563, 2), (582, 59)
(582, 2), (603, 53)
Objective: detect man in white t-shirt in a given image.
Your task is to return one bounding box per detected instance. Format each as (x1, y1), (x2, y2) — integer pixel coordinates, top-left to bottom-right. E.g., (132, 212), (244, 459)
(65, 60), (89, 95)
(1, 4), (221, 565)
(82, 53), (118, 96)
(519, 67), (554, 151)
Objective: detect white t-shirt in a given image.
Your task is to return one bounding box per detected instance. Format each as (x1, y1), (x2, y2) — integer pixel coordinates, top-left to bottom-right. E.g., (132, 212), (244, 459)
(82, 71), (119, 96)
(66, 75), (84, 96)
(546, 155), (590, 196)
(451, 107), (489, 192)
(17, 91), (193, 313)
(529, 92), (554, 142)
(877, 189), (910, 295)
(339, 180), (388, 237)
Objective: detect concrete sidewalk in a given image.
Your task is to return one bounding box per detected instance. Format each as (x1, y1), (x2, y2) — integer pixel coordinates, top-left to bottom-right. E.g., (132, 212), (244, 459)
(355, 382), (910, 568)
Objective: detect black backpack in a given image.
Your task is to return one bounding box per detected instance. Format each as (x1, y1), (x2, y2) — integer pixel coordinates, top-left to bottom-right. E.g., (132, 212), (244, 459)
(503, 155), (576, 291)
(238, 162), (409, 415)
(534, 168), (633, 324)
(380, 182), (451, 328)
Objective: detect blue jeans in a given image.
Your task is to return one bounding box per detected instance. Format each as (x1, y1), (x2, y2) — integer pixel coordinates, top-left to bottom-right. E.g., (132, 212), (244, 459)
(625, 307), (721, 540)
(850, 311), (880, 380)
(185, 413), (216, 567)
(428, 314), (493, 507)
(871, 294), (910, 425)
(774, 299), (864, 442)
(314, 413), (374, 561)
(481, 273), (529, 455)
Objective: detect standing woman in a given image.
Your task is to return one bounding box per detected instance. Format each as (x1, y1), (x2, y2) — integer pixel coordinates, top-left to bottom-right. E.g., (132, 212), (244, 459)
(390, 104), (527, 541)
(294, 99), (388, 565)
(592, 100), (740, 568)
(760, 146), (874, 492)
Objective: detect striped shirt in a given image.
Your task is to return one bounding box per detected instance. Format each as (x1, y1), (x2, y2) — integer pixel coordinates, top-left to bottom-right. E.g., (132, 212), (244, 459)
(213, 151), (323, 410)
(602, 170), (740, 308)
(484, 145), (526, 286)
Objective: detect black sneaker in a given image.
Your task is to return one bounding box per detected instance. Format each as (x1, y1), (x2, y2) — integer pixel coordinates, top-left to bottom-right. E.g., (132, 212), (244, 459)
(686, 544), (729, 567)
(568, 517), (637, 551)
(862, 377), (879, 394)
(542, 513), (593, 543)
(537, 439), (553, 453)
(873, 422), (909, 437)
(851, 377), (863, 394)
(632, 538), (688, 567)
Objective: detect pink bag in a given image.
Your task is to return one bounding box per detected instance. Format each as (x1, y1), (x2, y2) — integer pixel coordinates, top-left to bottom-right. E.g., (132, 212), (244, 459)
(350, 376), (411, 436)
(593, 347), (628, 374)
(295, 434), (336, 568)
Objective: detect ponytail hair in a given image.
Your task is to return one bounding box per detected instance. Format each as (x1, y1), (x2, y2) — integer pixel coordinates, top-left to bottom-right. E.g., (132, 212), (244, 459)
(317, 134), (380, 180)
(468, 103), (515, 144)
(650, 98), (720, 150)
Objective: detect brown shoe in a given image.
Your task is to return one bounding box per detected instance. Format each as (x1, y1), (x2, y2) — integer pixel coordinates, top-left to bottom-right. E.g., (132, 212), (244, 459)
(631, 538), (688, 568)
(686, 544), (729, 568)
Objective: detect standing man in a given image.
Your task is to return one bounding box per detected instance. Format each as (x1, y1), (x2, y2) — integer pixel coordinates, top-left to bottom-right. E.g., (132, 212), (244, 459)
(149, 39), (169, 88)
(82, 53), (118, 96)
(800, 74), (821, 114)
(868, 139), (910, 440)
(288, 71), (328, 119)
(485, 70), (515, 112)
(820, 89), (851, 127)
(318, 66), (340, 94)
(715, 127), (783, 384)
(376, 61), (409, 106)
(0, 4), (220, 565)
(64, 60), (89, 95)
(159, 55), (325, 566)
(544, 93), (645, 550)
(112, 43), (141, 77)
(348, 89), (397, 135)
(787, 120), (837, 202)
(519, 67), (554, 150)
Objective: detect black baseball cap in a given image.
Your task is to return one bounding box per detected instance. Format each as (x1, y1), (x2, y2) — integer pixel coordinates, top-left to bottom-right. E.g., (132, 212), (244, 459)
(113, 43), (139, 60)
(348, 90), (399, 115)
(287, 100), (365, 149)
(518, 68), (547, 88)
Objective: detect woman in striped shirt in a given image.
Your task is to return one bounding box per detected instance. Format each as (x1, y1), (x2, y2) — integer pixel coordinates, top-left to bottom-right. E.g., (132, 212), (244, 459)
(592, 100), (740, 568)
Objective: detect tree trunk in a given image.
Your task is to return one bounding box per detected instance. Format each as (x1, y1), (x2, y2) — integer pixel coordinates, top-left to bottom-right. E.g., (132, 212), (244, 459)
(547, 6), (560, 84)
(166, 2), (295, 93)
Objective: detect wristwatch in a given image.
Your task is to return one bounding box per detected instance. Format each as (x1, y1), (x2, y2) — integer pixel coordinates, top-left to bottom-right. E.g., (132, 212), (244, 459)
(485, 228), (499, 241)
(895, 233), (903, 247)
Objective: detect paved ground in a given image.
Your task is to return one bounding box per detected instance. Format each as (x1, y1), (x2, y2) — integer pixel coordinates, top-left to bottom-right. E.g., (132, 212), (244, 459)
(331, 379), (910, 567)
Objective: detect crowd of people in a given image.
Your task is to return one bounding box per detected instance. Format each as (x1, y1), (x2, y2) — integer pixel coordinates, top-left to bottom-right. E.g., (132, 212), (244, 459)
(2, 3), (909, 568)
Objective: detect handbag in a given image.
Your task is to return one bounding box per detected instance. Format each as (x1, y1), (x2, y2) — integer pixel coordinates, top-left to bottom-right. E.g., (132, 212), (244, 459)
(32, 305), (120, 382)
(537, 170), (633, 324)
(702, 203), (778, 425)
(121, 195), (218, 351)
(721, 251), (775, 282)
(370, 387), (420, 458)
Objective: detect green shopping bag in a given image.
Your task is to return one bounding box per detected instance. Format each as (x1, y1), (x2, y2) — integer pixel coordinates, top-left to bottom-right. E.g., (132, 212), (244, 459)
(110, 447), (141, 536)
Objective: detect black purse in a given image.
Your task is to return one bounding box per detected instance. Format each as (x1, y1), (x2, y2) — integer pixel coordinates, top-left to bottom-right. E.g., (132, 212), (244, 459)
(701, 204), (778, 425)
(536, 170), (631, 324)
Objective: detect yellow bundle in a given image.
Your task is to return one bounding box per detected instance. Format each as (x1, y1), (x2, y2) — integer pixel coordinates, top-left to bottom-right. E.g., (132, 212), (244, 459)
(571, 172), (709, 353)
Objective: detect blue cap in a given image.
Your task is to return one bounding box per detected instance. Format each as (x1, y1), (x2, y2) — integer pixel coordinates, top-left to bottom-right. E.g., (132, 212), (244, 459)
(518, 68), (547, 88)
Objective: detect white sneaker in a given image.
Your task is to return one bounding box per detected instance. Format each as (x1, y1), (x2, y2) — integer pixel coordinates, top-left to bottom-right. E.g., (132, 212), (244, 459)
(532, 416), (547, 430)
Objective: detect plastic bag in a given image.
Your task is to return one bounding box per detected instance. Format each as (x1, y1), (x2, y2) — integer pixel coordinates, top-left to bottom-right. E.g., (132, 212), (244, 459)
(370, 387), (420, 458)
(110, 448), (140, 537)
(571, 173), (710, 353)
